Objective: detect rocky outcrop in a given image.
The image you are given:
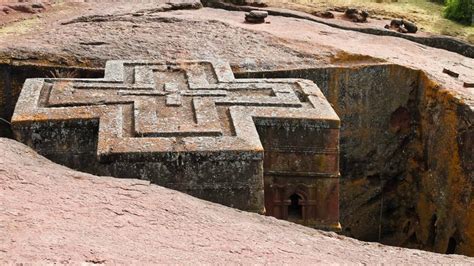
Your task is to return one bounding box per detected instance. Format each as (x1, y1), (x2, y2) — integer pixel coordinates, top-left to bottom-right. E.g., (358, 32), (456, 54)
(1, 137), (473, 264)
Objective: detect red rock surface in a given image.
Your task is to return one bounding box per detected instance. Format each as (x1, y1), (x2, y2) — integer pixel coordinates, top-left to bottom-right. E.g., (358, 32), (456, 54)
(0, 137), (473, 264)
(0, 1), (50, 27)
(0, 3), (471, 102)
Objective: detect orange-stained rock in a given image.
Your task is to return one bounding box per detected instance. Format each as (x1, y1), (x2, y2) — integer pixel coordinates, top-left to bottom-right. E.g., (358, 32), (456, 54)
(11, 60), (341, 229)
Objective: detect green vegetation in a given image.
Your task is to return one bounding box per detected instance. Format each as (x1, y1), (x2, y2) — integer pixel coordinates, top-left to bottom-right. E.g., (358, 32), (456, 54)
(444, 0), (473, 25)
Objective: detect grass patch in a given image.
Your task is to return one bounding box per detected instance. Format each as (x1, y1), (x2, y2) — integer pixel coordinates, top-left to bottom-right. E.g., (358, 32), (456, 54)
(0, 17), (41, 36)
(265, 0), (474, 43)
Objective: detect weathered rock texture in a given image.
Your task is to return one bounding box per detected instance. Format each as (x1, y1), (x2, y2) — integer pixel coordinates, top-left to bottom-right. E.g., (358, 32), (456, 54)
(0, 2), (472, 256)
(1, 137), (474, 264)
(202, 0), (474, 58)
(11, 60), (340, 229)
(238, 64), (474, 255)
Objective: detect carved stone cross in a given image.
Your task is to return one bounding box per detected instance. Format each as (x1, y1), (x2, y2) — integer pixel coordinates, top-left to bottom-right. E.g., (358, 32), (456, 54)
(12, 60), (341, 230)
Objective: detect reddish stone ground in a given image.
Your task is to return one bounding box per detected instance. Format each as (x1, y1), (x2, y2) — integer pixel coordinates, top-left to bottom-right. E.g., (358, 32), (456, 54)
(0, 1), (51, 27)
(0, 137), (473, 264)
(0, 1), (473, 261)
(0, 2), (471, 102)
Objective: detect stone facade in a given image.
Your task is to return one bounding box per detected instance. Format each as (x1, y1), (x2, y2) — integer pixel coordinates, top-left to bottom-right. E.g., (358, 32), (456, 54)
(11, 60), (340, 230)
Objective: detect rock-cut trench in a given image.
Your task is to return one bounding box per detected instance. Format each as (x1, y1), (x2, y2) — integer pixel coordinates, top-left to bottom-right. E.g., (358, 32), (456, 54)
(0, 61), (472, 256)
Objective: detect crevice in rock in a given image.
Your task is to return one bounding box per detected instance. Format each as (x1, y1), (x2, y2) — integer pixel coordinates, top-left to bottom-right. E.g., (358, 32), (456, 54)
(428, 214), (437, 247)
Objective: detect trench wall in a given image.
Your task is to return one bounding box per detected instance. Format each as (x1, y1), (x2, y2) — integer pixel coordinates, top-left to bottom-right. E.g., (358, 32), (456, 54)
(413, 74), (473, 255)
(0, 64), (103, 137)
(236, 64), (473, 256)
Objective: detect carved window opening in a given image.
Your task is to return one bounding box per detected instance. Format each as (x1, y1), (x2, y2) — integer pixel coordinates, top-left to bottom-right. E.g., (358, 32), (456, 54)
(288, 193), (303, 220)
(446, 237), (457, 254)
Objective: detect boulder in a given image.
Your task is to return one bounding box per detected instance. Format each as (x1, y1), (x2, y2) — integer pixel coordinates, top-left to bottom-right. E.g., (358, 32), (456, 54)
(249, 10), (268, 18)
(402, 19), (418, 33)
(390, 19), (403, 27)
(245, 10), (268, 24)
(344, 8), (368, 23)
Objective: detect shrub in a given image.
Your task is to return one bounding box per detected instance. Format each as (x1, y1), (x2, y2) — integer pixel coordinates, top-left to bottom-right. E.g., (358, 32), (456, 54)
(444, 0), (473, 25)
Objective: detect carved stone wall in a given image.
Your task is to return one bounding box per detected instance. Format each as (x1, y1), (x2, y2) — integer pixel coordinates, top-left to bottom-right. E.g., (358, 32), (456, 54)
(11, 60), (341, 229)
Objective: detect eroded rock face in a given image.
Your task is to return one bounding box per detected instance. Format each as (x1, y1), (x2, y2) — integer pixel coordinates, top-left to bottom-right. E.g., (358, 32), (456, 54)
(403, 74), (473, 255)
(238, 64), (473, 256)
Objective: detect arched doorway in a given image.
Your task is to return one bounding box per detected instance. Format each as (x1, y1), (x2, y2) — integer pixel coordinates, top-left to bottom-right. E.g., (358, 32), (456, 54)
(288, 193), (303, 220)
